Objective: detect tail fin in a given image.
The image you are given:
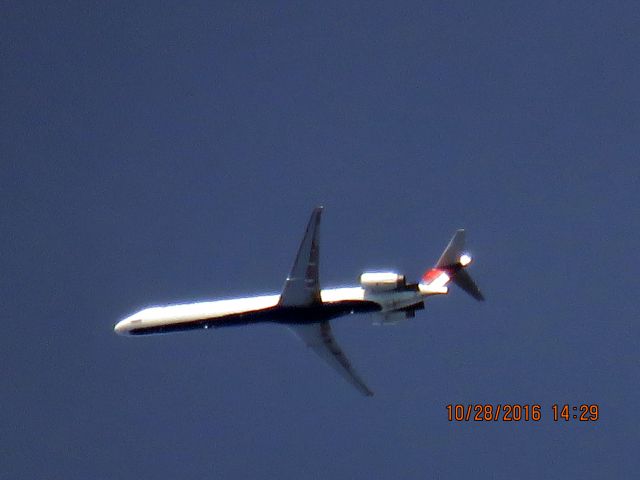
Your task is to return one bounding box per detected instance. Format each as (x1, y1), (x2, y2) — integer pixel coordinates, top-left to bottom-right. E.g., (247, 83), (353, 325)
(420, 229), (484, 301)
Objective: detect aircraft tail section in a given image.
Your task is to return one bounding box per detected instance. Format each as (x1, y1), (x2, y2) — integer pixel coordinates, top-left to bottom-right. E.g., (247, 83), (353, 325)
(419, 229), (484, 301)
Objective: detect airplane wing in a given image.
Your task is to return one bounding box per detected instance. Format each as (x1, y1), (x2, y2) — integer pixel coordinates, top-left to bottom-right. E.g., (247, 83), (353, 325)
(279, 207), (323, 307)
(281, 207), (373, 396)
(290, 321), (374, 397)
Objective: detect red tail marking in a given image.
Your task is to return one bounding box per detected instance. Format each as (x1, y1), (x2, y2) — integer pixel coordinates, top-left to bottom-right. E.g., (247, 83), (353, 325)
(422, 268), (443, 284)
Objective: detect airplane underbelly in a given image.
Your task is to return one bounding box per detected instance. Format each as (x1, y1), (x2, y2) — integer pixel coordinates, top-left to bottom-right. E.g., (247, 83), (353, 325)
(128, 300), (381, 335)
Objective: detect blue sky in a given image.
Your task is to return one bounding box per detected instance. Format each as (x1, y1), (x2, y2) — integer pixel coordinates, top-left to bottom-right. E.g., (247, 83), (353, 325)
(2, 2), (639, 478)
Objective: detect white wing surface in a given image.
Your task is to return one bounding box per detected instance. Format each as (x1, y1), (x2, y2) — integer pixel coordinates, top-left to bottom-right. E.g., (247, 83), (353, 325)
(290, 321), (374, 397)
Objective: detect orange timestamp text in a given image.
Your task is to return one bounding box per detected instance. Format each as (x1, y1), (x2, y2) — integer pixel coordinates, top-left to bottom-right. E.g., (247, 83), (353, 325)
(446, 404), (599, 422)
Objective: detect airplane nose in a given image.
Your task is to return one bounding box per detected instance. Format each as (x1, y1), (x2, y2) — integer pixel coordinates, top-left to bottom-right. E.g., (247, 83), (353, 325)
(114, 319), (129, 335)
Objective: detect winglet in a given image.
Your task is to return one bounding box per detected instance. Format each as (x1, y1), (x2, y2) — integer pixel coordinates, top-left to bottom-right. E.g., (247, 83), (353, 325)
(279, 207), (323, 307)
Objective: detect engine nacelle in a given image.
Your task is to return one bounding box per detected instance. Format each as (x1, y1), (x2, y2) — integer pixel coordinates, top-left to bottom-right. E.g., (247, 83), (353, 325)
(360, 272), (406, 291)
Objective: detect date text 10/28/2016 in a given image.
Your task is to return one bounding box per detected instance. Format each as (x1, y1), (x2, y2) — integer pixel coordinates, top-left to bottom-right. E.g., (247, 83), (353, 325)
(446, 404), (599, 422)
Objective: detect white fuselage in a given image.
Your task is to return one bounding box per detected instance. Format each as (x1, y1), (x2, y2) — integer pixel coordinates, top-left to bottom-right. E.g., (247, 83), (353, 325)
(114, 286), (432, 335)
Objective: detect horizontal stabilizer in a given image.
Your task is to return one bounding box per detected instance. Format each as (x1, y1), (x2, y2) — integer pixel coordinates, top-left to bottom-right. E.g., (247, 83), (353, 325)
(451, 269), (484, 301)
(422, 229), (485, 302)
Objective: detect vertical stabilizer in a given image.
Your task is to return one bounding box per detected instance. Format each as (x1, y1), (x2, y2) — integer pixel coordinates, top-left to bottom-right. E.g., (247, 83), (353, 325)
(420, 229), (484, 301)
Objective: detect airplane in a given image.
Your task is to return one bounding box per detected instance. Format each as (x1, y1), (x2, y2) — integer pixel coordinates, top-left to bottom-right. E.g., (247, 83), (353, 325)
(114, 207), (483, 396)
